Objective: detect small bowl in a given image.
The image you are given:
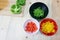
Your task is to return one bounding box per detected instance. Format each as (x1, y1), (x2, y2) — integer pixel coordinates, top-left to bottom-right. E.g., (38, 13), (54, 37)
(24, 19), (39, 35)
(40, 18), (58, 36)
(29, 2), (49, 21)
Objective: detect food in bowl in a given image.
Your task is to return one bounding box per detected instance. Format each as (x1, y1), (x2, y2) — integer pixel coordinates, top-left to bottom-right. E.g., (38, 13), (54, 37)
(24, 19), (39, 34)
(29, 2), (49, 20)
(25, 21), (38, 33)
(40, 18), (58, 36)
(33, 7), (44, 17)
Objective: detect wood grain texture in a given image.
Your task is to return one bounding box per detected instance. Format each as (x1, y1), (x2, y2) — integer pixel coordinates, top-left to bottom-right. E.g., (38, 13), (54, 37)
(0, 0), (9, 10)
(52, 0), (60, 19)
(51, 0), (60, 40)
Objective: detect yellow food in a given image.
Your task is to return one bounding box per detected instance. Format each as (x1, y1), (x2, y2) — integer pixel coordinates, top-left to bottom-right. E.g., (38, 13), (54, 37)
(42, 21), (55, 33)
(52, 29), (55, 33)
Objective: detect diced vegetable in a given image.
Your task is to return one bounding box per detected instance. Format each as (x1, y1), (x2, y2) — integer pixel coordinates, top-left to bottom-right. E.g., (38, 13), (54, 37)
(33, 7), (44, 17)
(41, 21), (55, 33)
(25, 22), (38, 33)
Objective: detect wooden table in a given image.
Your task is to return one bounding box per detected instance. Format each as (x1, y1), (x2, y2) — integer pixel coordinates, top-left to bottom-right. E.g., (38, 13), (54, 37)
(51, 0), (60, 40)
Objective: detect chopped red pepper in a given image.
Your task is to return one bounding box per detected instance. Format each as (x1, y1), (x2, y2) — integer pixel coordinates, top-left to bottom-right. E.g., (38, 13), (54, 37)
(25, 21), (38, 33)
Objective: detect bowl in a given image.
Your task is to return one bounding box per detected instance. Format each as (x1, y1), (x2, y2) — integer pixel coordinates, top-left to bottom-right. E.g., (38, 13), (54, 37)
(29, 2), (49, 21)
(24, 19), (39, 35)
(40, 18), (58, 36)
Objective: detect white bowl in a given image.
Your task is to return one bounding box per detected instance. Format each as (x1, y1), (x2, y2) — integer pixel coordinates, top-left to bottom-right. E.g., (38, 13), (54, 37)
(24, 18), (39, 35)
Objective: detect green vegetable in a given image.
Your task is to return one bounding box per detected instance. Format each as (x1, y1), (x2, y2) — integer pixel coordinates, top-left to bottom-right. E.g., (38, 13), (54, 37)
(10, 0), (26, 14)
(33, 7), (44, 17)
(11, 4), (22, 14)
(16, 0), (26, 6)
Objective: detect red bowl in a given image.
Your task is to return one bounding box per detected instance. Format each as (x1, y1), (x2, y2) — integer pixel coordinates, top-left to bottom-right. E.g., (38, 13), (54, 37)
(40, 18), (58, 36)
